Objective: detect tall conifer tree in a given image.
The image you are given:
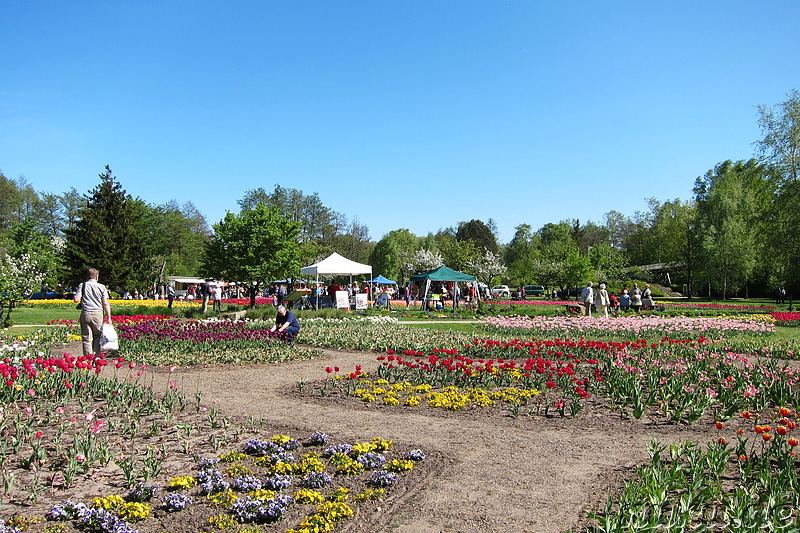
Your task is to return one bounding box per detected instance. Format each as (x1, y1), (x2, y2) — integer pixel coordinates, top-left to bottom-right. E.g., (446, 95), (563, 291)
(64, 166), (153, 292)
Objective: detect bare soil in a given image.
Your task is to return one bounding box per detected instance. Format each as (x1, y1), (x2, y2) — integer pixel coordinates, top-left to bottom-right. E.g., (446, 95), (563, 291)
(144, 347), (720, 533)
(7, 342), (724, 533)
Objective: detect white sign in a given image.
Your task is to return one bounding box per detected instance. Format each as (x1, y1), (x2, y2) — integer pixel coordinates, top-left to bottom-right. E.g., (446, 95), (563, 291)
(335, 291), (350, 309)
(355, 293), (368, 310)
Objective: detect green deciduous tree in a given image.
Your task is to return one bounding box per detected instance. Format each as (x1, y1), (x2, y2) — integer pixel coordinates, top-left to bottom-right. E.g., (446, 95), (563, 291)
(504, 224), (540, 286)
(201, 204), (301, 286)
(368, 229), (421, 282)
(756, 89), (800, 183)
(455, 219), (499, 254)
(149, 200), (210, 277)
(436, 234), (480, 273)
(238, 185), (344, 244)
(694, 160), (770, 298)
(756, 90), (800, 295)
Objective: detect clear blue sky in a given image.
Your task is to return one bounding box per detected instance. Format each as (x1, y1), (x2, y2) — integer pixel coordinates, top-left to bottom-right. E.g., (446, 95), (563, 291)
(2, 1), (798, 244)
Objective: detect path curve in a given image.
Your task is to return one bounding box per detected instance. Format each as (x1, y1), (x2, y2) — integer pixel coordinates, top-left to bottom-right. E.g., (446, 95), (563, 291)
(112, 345), (716, 533)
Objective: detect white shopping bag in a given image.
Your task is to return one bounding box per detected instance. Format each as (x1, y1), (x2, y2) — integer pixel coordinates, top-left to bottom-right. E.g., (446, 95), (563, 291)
(100, 323), (119, 351)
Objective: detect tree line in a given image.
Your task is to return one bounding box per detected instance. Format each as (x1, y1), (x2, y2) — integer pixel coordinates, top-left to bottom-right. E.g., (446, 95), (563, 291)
(1, 90), (798, 299)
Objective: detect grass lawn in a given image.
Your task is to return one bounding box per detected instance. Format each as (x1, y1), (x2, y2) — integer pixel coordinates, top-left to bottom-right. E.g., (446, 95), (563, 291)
(4, 306), (81, 325)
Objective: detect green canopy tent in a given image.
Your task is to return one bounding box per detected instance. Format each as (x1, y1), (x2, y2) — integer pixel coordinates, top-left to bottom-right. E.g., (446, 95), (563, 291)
(410, 266), (477, 310)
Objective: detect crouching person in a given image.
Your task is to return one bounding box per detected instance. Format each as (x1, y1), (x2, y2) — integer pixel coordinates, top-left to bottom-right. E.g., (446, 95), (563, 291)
(271, 305), (300, 342)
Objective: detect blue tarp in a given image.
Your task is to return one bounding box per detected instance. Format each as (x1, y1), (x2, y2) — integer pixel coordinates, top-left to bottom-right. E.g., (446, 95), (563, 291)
(369, 275), (397, 285)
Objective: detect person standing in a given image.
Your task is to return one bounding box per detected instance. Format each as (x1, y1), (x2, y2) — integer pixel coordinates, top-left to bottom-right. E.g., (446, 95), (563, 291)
(167, 283), (175, 309)
(200, 279), (211, 313)
(630, 283), (643, 313)
(271, 305), (300, 341)
(595, 283), (610, 318)
(212, 284), (223, 311)
(73, 268), (112, 356)
(580, 281), (594, 317)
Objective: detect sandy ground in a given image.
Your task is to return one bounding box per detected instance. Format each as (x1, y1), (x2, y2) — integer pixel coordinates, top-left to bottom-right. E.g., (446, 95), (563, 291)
(142, 346), (718, 533)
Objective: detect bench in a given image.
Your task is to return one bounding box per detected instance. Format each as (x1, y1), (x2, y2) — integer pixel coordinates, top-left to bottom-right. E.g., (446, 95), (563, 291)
(219, 310), (247, 320)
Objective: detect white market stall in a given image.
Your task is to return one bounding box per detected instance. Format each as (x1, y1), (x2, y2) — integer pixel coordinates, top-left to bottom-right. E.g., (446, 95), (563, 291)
(300, 252), (373, 309)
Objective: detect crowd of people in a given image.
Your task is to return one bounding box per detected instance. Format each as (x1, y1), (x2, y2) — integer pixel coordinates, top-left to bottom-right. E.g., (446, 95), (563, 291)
(579, 281), (654, 317)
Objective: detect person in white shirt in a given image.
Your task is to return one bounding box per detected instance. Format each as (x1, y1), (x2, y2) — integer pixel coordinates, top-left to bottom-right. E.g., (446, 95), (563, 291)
(580, 282), (594, 317)
(594, 283), (610, 318)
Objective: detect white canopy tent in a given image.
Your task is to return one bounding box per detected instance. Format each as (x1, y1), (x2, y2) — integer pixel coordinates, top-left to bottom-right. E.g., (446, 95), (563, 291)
(300, 253), (373, 309)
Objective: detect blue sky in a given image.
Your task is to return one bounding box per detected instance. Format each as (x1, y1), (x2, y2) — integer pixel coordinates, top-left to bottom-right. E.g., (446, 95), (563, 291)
(2, 1), (798, 244)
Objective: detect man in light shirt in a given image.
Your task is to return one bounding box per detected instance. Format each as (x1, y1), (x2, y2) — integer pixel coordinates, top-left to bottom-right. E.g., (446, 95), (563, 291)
(73, 268), (112, 356)
(580, 281), (594, 317)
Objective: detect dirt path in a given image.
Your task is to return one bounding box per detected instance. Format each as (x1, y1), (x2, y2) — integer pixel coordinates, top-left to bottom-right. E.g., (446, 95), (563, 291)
(124, 346), (717, 533)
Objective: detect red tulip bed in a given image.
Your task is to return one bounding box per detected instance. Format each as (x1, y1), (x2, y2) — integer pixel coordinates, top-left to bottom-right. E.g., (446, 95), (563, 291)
(4, 312), (800, 532)
(301, 315), (800, 531)
(0, 320), (430, 533)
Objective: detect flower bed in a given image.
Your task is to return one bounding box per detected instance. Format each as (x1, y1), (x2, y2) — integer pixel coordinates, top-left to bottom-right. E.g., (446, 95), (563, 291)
(38, 433), (426, 533)
(771, 311), (800, 327)
(0, 332), (429, 533)
(482, 314), (776, 339)
(587, 410), (800, 531)
(116, 319), (321, 366)
(305, 330), (800, 424)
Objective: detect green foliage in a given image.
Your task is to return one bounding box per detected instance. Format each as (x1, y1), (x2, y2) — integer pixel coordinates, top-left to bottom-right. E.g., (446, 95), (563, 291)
(201, 203), (301, 285)
(147, 200), (210, 278)
(369, 229), (421, 282)
(504, 224), (540, 286)
(64, 166), (155, 291)
(436, 234), (479, 273)
(694, 160), (769, 298)
(455, 219), (498, 254)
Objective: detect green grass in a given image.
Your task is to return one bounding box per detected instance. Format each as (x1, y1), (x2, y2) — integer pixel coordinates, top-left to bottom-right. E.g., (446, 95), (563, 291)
(5, 306), (81, 325)
(773, 326), (800, 341)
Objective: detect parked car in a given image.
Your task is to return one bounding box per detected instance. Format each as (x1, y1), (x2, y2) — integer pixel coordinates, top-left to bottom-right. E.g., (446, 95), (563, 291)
(523, 285), (545, 296)
(491, 285), (511, 297)
(28, 291), (73, 300)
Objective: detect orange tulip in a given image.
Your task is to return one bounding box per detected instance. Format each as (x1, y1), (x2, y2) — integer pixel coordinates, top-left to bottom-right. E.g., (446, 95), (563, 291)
(715, 421), (724, 430)
(788, 438), (799, 448)
(779, 407), (792, 417)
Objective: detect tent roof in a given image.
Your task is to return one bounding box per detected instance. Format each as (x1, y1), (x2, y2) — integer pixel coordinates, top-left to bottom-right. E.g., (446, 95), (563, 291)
(168, 276), (211, 284)
(369, 275), (397, 284)
(410, 265), (477, 282)
(301, 252), (372, 276)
